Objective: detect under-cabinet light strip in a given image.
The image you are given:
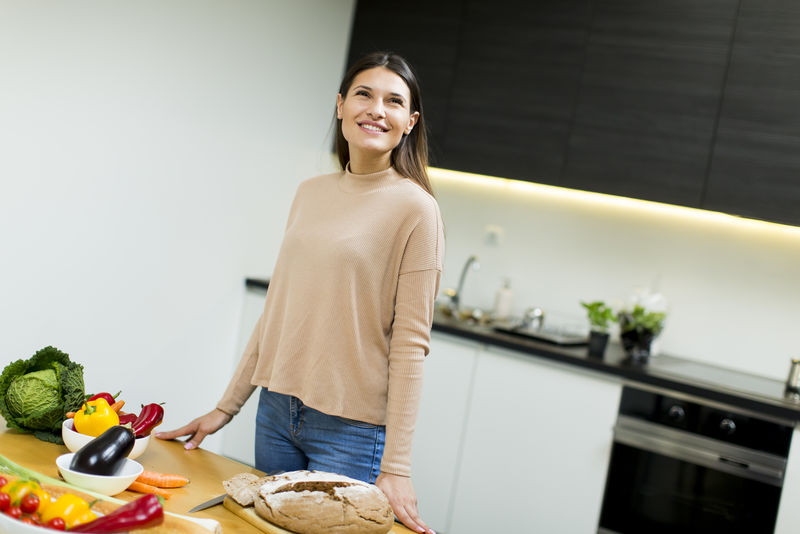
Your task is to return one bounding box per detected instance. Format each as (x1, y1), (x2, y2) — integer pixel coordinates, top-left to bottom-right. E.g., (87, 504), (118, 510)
(428, 166), (800, 238)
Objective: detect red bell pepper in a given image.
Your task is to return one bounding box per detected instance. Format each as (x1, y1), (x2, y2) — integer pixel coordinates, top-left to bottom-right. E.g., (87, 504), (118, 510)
(131, 403), (165, 438)
(69, 494), (163, 533)
(86, 391), (121, 406)
(117, 412), (138, 426)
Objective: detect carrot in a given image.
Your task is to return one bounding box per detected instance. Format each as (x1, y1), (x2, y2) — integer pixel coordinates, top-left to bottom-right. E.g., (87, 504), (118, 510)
(136, 470), (189, 489)
(127, 480), (171, 499)
(110, 400), (125, 413)
(65, 412), (76, 419)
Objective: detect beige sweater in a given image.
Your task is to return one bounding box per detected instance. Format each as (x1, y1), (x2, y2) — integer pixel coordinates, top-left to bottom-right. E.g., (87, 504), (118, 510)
(217, 166), (444, 476)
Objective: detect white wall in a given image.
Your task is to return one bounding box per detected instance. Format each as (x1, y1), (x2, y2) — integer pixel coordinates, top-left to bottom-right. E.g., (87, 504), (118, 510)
(0, 0), (354, 454)
(431, 171), (800, 381)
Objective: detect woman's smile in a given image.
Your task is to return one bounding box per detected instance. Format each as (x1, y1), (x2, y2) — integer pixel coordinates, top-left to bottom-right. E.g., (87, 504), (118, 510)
(358, 120), (388, 134)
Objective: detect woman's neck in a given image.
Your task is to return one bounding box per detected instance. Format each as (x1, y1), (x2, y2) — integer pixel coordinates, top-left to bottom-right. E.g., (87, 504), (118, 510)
(348, 150), (392, 175)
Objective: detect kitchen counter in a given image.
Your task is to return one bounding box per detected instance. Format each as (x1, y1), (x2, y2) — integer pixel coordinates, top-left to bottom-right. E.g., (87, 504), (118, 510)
(432, 311), (800, 424)
(0, 419), (413, 533)
(245, 276), (800, 423)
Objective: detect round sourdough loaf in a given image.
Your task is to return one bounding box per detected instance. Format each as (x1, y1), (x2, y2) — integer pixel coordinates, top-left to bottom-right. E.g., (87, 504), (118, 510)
(252, 470), (394, 534)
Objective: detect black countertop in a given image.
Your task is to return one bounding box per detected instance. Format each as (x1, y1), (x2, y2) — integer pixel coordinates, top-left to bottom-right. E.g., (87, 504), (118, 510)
(244, 277), (800, 425)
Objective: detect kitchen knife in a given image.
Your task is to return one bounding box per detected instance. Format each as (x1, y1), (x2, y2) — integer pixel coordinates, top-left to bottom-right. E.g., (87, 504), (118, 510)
(189, 493), (226, 513)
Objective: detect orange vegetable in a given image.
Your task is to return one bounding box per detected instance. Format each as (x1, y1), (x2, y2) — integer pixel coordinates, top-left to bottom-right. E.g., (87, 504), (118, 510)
(110, 400), (125, 413)
(127, 481), (171, 499)
(66, 412), (76, 419)
(136, 470), (189, 488)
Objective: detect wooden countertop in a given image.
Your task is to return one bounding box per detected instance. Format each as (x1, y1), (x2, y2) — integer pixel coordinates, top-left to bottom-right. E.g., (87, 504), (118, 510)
(0, 420), (413, 533)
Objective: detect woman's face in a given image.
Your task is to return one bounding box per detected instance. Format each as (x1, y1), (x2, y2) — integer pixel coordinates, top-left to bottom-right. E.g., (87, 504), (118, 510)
(337, 67), (419, 162)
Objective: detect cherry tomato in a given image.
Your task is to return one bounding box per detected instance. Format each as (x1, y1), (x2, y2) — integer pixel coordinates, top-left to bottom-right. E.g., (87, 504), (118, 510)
(46, 516), (66, 530)
(20, 493), (39, 514)
(0, 476), (7, 487)
(20, 515), (37, 525)
(0, 491), (9, 512)
(5, 505), (22, 519)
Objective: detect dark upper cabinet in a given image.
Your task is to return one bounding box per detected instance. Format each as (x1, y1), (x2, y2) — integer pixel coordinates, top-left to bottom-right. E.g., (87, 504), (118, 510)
(561, 0), (738, 207)
(346, 0), (800, 227)
(439, 0), (591, 181)
(703, 0), (800, 227)
(346, 1), (461, 166)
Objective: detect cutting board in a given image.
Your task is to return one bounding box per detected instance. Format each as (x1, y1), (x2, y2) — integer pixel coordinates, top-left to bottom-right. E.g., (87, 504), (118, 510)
(223, 497), (294, 534)
(222, 496), (415, 534)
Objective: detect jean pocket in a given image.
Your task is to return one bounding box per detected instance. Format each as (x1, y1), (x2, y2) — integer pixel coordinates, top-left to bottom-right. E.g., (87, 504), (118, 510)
(333, 415), (382, 430)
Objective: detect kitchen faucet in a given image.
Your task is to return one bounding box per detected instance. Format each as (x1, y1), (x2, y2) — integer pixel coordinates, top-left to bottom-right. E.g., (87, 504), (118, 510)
(444, 255), (480, 315)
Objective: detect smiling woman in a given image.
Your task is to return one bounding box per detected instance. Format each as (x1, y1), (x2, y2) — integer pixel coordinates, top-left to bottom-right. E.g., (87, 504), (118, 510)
(157, 52), (442, 534)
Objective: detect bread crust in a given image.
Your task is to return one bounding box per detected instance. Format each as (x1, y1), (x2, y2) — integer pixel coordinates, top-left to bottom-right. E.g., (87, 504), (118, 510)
(225, 470), (394, 534)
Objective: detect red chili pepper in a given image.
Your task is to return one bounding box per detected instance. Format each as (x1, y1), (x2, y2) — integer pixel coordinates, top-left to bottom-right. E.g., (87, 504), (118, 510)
(117, 412), (138, 426)
(131, 403), (165, 438)
(86, 391), (121, 405)
(69, 494), (163, 533)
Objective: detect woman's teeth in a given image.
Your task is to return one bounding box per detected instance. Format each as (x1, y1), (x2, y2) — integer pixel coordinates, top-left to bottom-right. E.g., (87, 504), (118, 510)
(361, 123), (384, 132)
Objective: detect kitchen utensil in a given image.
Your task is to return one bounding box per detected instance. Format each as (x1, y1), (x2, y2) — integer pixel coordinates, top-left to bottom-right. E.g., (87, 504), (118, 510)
(188, 493), (226, 513)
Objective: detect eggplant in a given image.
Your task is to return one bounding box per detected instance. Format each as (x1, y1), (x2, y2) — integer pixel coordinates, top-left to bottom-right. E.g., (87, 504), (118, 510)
(70, 425), (135, 476)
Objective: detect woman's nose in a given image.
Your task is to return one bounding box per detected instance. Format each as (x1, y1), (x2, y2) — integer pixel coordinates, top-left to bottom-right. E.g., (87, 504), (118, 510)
(367, 100), (385, 118)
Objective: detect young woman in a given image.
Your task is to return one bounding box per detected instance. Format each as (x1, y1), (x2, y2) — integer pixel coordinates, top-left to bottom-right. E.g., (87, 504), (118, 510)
(156, 52), (442, 534)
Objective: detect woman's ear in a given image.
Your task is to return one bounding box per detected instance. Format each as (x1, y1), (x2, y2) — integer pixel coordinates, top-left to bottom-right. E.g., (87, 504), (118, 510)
(405, 111), (420, 135)
(336, 94), (344, 119)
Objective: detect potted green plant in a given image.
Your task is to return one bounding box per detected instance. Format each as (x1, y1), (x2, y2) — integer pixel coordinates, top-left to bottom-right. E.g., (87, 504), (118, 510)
(581, 301), (616, 357)
(617, 305), (667, 363)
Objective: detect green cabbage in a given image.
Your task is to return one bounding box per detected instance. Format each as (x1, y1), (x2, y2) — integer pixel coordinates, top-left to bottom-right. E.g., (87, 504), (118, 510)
(0, 346), (85, 443)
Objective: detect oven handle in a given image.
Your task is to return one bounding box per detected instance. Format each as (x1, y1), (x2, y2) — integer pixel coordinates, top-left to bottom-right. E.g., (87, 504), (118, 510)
(613, 415), (786, 487)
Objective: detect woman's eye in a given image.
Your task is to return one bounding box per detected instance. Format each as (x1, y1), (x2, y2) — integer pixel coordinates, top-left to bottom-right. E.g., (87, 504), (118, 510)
(389, 98), (404, 106)
(354, 89), (370, 97)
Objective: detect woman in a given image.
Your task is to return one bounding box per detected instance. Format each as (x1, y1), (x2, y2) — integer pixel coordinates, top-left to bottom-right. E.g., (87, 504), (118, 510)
(156, 51), (442, 534)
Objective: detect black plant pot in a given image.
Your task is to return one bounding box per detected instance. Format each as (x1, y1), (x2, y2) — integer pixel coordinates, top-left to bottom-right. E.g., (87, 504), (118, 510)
(620, 329), (655, 364)
(588, 331), (610, 358)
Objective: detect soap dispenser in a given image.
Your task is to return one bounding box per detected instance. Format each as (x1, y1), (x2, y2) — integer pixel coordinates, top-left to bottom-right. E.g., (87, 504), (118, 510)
(493, 278), (514, 320)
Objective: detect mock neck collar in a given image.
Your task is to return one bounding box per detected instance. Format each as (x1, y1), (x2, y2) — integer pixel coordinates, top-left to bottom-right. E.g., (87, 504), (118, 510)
(339, 163), (404, 193)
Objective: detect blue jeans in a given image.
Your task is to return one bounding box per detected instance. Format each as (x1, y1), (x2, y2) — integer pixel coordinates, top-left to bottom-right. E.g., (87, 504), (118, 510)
(254, 388), (385, 484)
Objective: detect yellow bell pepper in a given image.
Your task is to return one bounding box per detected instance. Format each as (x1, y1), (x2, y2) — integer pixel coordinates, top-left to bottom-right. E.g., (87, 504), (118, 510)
(41, 493), (94, 529)
(73, 397), (120, 437)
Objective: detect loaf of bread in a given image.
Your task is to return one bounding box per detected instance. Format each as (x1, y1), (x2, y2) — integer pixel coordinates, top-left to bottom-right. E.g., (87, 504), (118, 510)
(224, 470), (394, 534)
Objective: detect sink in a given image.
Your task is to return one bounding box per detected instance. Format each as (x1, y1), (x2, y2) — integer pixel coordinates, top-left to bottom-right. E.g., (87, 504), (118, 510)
(493, 325), (589, 346)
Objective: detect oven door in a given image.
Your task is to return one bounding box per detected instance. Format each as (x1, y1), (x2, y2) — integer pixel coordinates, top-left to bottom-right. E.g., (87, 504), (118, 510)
(598, 416), (786, 534)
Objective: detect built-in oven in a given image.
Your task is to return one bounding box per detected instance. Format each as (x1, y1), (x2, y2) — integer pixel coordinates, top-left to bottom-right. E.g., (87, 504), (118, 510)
(598, 384), (794, 534)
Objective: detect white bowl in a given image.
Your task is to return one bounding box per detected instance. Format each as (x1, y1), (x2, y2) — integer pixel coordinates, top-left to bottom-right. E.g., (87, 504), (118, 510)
(0, 510), (57, 533)
(62, 418), (150, 459)
(56, 453), (143, 496)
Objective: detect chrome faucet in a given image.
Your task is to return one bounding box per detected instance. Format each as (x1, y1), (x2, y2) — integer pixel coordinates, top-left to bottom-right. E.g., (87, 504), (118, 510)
(444, 255), (480, 314)
(516, 306), (545, 331)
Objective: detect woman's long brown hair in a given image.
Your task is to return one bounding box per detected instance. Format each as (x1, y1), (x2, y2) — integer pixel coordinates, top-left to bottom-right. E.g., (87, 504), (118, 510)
(335, 51), (434, 197)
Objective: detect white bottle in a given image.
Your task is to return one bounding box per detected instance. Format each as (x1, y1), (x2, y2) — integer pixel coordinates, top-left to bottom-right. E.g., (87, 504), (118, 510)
(493, 278), (514, 320)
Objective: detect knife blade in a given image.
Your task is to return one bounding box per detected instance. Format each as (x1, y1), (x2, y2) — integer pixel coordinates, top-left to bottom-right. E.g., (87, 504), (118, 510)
(188, 493), (226, 513)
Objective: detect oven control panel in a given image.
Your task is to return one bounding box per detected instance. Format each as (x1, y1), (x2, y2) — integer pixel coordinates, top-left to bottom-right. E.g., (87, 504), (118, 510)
(618, 386), (793, 456)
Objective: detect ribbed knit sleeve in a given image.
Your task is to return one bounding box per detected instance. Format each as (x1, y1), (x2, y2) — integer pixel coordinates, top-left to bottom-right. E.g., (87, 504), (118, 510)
(380, 269), (441, 476)
(380, 199), (444, 476)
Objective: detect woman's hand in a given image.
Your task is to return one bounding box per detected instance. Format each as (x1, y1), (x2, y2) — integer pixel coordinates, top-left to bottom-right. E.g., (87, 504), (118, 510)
(375, 472), (434, 534)
(154, 408), (232, 450)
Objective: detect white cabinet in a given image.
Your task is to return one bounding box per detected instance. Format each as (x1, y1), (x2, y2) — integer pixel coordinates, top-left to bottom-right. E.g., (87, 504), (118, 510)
(449, 346), (622, 533)
(412, 332), (480, 534)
